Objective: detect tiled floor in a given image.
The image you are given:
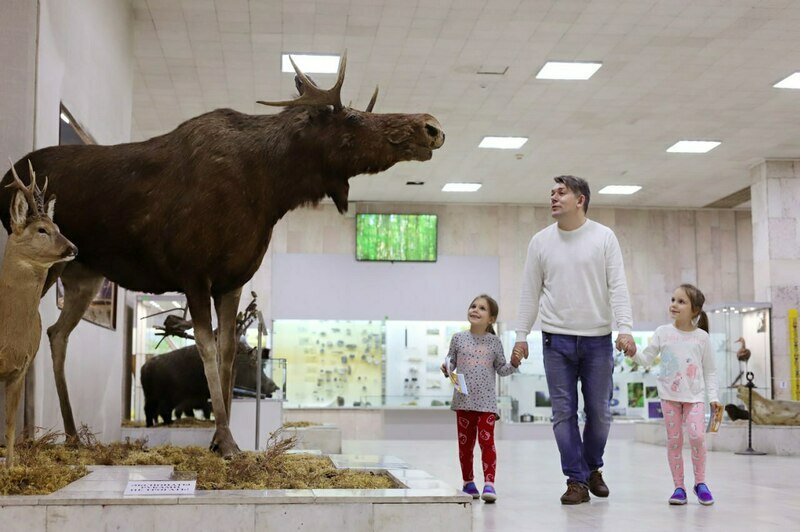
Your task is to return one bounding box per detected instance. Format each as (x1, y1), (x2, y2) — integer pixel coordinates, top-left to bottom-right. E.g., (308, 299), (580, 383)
(343, 438), (800, 531)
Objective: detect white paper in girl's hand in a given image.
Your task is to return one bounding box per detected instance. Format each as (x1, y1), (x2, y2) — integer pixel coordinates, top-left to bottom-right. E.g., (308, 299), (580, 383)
(445, 356), (469, 395)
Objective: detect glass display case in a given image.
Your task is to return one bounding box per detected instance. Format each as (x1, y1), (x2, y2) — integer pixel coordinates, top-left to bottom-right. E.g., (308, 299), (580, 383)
(384, 320), (468, 407)
(707, 302), (772, 405)
(128, 294), (283, 423)
(497, 329), (660, 422)
(129, 294), (194, 422)
(273, 319), (384, 407)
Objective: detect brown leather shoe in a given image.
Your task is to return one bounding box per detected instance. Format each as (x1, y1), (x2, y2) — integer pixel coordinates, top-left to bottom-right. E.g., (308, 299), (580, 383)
(560, 481), (590, 505)
(588, 470), (609, 497)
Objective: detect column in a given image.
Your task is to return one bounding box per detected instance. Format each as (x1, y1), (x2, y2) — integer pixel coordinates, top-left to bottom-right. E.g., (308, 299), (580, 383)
(750, 160), (800, 400)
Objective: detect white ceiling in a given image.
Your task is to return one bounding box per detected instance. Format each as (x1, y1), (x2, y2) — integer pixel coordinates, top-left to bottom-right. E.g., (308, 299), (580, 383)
(131, 0), (800, 208)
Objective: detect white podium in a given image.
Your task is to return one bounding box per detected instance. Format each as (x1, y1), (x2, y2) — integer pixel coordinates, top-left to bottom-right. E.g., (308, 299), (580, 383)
(229, 397), (283, 451)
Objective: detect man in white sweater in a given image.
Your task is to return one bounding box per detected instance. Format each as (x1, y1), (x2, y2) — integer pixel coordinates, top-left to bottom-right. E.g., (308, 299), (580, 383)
(514, 175), (635, 505)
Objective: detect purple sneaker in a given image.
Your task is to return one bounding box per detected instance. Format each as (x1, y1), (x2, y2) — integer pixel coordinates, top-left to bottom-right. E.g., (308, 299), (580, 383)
(463, 482), (479, 499)
(669, 487), (687, 505)
(694, 483), (714, 506)
(481, 484), (497, 503)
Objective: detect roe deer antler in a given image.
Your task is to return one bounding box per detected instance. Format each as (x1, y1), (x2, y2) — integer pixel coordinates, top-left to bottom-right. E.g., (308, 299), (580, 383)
(257, 51), (348, 111)
(5, 159), (48, 217)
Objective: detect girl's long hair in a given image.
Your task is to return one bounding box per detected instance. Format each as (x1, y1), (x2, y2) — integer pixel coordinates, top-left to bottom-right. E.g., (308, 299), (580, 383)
(679, 283), (709, 333)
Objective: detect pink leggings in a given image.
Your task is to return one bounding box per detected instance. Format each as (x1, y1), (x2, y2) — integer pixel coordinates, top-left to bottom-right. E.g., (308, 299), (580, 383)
(661, 400), (706, 488)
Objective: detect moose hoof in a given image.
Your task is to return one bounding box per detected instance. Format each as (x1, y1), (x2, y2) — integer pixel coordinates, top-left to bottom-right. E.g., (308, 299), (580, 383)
(210, 429), (240, 458)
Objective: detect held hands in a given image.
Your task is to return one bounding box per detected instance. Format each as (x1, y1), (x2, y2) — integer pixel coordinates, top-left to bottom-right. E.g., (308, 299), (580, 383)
(511, 343), (528, 368)
(616, 333), (636, 357)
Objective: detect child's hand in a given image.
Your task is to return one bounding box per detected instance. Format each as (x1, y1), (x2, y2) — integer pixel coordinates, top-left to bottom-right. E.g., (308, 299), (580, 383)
(441, 362), (448, 377)
(511, 348), (523, 368)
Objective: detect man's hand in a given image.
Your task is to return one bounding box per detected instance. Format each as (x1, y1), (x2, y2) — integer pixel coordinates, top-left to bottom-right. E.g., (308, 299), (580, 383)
(513, 341), (529, 360)
(615, 333), (636, 357)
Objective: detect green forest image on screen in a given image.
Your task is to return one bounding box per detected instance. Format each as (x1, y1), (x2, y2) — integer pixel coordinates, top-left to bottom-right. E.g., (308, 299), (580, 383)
(356, 214), (437, 261)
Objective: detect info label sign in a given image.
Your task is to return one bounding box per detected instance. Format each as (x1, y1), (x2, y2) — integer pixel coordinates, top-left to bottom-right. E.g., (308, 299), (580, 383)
(124, 480), (196, 496)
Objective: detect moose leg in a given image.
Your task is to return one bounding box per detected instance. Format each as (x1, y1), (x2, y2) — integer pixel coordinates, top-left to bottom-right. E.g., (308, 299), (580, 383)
(214, 287), (242, 416)
(186, 290), (240, 457)
(4, 374), (25, 468)
(46, 262), (104, 441)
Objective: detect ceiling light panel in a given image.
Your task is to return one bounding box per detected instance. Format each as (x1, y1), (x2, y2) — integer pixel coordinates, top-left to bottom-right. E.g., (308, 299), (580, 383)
(774, 72), (800, 89)
(281, 54), (340, 74)
(536, 61), (602, 80)
(666, 140), (721, 153)
(478, 136), (528, 149)
(442, 183), (482, 192)
(598, 185), (642, 195)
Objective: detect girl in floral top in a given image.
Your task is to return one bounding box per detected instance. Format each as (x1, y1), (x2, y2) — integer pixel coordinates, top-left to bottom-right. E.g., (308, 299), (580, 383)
(628, 284), (720, 506)
(441, 294), (522, 503)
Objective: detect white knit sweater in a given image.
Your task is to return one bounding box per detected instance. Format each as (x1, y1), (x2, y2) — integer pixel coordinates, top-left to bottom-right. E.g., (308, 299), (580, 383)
(515, 219), (633, 340)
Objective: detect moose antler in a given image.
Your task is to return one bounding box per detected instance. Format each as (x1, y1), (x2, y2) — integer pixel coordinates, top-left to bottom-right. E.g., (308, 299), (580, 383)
(365, 85), (379, 112)
(257, 51), (348, 111)
(6, 159), (48, 217)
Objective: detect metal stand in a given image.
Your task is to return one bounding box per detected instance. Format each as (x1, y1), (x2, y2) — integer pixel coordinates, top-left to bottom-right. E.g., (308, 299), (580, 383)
(735, 371), (766, 456)
(254, 310), (267, 451)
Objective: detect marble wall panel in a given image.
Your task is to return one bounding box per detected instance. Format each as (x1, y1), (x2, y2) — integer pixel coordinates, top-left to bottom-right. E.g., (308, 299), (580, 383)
(0, 506), (46, 532)
(259, 203), (753, 329)
(256, 502), (373, 531)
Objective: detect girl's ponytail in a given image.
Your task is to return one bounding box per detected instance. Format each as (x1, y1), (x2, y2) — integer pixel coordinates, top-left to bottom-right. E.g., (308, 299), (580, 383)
(486, 324), (496, 335)
(697, 310), (709, 333)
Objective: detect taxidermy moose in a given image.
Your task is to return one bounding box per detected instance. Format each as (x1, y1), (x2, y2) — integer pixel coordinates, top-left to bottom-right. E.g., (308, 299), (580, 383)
(0, 52), (444, 456)
(0, 162), (77, 467)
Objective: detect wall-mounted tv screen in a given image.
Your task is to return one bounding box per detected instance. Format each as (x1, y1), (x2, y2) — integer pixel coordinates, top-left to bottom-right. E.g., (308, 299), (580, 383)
(356, 214), (438, 262)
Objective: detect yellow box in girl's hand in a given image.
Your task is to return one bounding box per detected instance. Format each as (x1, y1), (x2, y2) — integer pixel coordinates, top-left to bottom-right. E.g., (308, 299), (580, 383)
(449, 370), (469, 395)
(445, 355), (469, 395)
(706, 404), (723, 433)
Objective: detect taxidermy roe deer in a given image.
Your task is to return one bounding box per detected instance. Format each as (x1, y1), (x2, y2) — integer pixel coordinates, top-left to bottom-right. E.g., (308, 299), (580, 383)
(0, 162), (77, 467)
(0, 52), (444, 456)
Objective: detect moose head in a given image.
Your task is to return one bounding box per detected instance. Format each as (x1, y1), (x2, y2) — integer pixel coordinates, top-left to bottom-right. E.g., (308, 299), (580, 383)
(257, 51), (446, 213)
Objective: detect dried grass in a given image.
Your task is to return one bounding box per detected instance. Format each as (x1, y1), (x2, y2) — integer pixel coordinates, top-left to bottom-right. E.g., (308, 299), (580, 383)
(1, 427), (396, 495)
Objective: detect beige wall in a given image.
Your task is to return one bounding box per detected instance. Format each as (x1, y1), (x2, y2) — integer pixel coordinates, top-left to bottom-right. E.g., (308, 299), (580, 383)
(29, 0), (134, 442)
(256, 202), (754, 330)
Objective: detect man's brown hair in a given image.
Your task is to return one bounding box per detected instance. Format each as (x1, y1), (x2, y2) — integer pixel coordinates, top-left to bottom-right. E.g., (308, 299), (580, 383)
(554, 175), (590, 214)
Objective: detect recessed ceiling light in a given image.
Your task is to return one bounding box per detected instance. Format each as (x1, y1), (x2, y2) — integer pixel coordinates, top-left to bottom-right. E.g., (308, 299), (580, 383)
(666, 140), (721, 153)
(281, 53), (340, 74)
(774, 72), (800, 89)
(478, 136), (528, 149)
(442, 183), (482, 192)
(406, 181), (425, 186)
(598, 185), (642, 195)
(536, 61), (602, 80)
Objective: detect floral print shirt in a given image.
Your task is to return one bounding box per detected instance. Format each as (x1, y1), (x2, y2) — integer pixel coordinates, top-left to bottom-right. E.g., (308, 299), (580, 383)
(447, 331), (517, 414)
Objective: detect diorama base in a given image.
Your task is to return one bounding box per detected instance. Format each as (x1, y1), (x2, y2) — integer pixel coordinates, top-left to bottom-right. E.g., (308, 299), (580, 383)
(0, 455), (471, 532)
(635, 420), (800, 455)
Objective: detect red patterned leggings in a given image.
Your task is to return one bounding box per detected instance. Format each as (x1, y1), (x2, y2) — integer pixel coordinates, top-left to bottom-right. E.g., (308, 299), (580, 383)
(456, 410), (497, 483)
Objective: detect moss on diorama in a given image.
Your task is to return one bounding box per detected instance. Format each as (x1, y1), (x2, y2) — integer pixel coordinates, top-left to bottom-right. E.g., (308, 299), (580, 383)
(0, 428), (397, 496)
